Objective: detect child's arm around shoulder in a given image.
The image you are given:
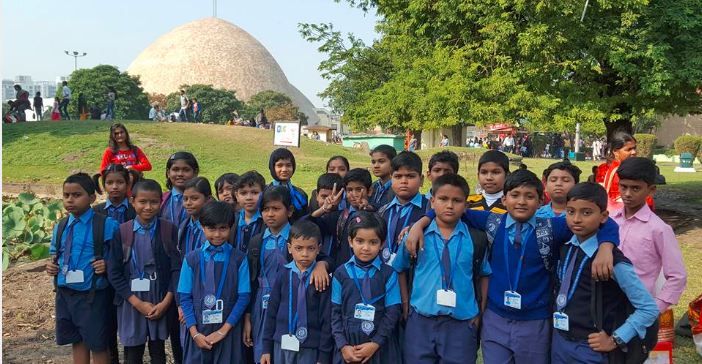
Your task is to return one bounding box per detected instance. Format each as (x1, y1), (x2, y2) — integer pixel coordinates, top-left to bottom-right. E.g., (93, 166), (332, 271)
(551, 216), (619, 280)
(405, 210), (492, 257)
(610, 261), (659, 344)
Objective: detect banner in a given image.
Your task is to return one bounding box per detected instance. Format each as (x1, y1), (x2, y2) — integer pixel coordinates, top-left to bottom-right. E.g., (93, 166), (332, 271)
(273, 121), (301, 147)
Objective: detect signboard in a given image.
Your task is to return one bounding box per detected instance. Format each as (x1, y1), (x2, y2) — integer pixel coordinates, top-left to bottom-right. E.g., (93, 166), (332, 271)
(273, 120), (301, 147)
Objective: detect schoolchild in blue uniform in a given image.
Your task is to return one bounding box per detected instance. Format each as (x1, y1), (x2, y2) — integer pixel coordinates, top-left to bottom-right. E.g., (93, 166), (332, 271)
(392, 174), (489, 364)
(261, 220), (333, 364)
(93, 163), (138, 224)
(107, 179), (181, 364)
(308, 155), (350, 212)
(551, 183), (658, 363)
(309, 173), (344, 257)
(214, 172), (240, 212)
(268, 148), (309, 223)
(309, 168), (376, 271)
(331, 212), (402, 364)
(536, 160), (581, 219)
(230, 171), (266, 253)
(160, 152), (199, 229)
(178, 201), (251, 363)
(423, 150), (459, 200)
(406, 169), (621, 364)
(46, 172), (120, 364)
(368, 144), (396, 209)
(179, 177), (212, 255)
(245, 186), (332, 363)
(93, 163), (139, 364)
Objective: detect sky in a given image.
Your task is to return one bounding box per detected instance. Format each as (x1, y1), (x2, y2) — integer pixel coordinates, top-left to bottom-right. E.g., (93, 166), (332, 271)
(2, 0), (379, 107)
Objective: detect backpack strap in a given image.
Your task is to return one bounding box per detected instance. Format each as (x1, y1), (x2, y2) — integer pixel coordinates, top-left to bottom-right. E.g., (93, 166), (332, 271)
(485, 212), (501, 246)
(119, 220), (135, 264)
(53, 217), (70, 289)
(161, 191), (171, 209)
(88, 213), (107, 303)
(534, 217), (555, 273)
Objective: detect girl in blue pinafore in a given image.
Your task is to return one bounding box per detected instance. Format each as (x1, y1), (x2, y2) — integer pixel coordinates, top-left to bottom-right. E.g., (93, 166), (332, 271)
(178, 201), (250, 363)
(331, 212), (402, 364)
(245, 186), (294, 363)
(160, 152), (199, 228)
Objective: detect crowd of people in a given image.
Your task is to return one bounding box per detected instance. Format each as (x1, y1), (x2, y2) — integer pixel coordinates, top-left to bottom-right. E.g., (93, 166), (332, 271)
(44, 122), (688, 364)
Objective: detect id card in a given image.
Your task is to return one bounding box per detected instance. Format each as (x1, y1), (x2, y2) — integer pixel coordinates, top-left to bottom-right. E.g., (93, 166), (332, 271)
(202, 309), (223, 324)
(131, 278), (150, 292)
(65, 270), (85, 284)
(504, 290), (521, 309)
(354, 303), (376, 321)
(386, 252), (397, 266)
(436, 289), (457, 307)
(262, 294), (270, 309)
(553, 311), (569, 331)
(281, 334), (300, 352)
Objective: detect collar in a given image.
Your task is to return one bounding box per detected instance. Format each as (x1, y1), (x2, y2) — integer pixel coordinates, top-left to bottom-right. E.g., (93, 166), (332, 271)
(239, 209), (262, 225)
(133, 218), (156, 232)
(348, 255), (382, 271)
(285, 260), (317, 275)
(505, 213), (537, 230)
(171, 187), (183, 198)
(68, 208), (94, 225)
(388, 192), (423, 210)
(426, 219), (468, 241)
(613, 203), (651, 222)
(566, 234), (599, 258)
(202, 240), (231, 253)
(188, 218), (201, 229)
(105, 198), (128, 210)
(483, 190), (504, 201)
(425, 189), (433, 200)
(263, 223), (291, 241)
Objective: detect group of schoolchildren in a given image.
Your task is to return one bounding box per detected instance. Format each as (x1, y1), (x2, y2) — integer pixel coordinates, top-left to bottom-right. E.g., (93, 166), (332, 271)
(48, 141), (687, 364)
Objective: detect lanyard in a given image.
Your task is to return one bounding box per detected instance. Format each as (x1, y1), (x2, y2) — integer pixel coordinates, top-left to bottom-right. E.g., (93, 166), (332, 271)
(502, 225), (533, 292)
(288, 265), (312, 334)
(557, 246), (589, 310)
(187, 221), (204, 253)
(236, 212), (260, 249)
(199, 247), (231, 301)
(350, 264), (386, 305)
(431, 234), (462, 290)
(386, 204), (413, 252)
(373, 180), (389, 204)
(169, 192), (184, 224)
(131, 222), (156, 279)
(63, 221), (91, 271)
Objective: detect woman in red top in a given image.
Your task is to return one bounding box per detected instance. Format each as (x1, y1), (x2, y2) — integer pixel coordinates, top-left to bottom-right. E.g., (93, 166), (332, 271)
(99, 123), (152, 173)
(598, 132), (654, 211)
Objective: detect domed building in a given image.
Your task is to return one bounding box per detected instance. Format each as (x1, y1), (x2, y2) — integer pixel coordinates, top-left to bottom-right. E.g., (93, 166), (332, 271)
(128, 17), (319, 123)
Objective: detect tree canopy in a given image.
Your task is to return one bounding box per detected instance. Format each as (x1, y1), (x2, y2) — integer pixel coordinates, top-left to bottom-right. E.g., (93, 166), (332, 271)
(301, 0), (702, 136)
(165, 84), (244, 123)
(67, 65), (149, 120)
(242, 90), (309, 124)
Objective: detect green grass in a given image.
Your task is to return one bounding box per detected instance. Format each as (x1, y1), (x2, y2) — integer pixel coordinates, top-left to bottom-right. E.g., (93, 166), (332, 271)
(3, 120), (702, 361)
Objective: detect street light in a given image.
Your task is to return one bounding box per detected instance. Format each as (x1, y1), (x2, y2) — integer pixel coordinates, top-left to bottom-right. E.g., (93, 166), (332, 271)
(64, 50), (87, 71)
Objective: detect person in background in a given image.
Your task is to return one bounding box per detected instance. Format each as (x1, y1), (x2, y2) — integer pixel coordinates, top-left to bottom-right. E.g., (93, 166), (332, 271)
(192, 98), (201, 123)
(179, 90), (189, 122)
(99, 123), (153, 174)
(106, 87), (116, 121)
(13, 85), (30, 121)
(51, 97), (61, 121)
(60, 81), (71, 120)
(34, 91), (43, 120)
(439, 134), (450, 147)
(78, 93), (89, 120)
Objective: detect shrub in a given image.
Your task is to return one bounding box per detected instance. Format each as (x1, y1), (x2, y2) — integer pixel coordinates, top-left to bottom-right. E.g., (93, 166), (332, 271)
(673, 135), (702, 157)
(633, 134), (656, 158)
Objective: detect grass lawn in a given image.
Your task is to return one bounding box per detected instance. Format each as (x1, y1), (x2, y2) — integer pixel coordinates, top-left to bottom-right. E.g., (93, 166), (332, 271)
(3, 120), (702, 361)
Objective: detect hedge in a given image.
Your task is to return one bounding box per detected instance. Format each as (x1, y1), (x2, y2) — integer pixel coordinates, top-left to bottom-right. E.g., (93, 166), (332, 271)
(673, 135), (702, 158)
(634, 134), (656, 158)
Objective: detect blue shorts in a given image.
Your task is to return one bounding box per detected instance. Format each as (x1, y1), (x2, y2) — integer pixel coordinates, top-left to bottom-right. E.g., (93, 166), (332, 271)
(55, 287), (109, 351)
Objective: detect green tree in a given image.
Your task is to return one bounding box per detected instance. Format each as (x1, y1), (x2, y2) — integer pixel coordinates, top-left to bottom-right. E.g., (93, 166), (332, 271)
(301, 0), (702, 138)
(165, 84), (244, 123)
(242, 90), (308, 124)
(67, 65), (149, 119)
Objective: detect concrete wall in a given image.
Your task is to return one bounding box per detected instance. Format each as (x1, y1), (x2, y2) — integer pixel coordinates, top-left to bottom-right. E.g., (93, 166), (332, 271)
(655, 115), (702, 147)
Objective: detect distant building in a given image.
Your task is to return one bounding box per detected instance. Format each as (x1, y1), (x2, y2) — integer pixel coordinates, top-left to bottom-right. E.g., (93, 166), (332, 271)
(2, 75), (65, 101)
(315, 108), (348, 134)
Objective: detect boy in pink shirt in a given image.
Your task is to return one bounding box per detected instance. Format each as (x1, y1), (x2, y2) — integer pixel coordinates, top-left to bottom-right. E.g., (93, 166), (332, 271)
(612, 157), (687, 312)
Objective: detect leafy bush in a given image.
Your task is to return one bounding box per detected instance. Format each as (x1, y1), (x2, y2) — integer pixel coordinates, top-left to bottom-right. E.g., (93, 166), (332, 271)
(673, 135), (702, 157)
(2, 193), (63, 270)
(634, 134), (656, 158)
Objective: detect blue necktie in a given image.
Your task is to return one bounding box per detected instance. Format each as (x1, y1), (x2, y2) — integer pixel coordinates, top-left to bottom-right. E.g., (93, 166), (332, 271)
(62, 219), (79, 271)
(296, 270), (309, 343)
(205, 246), (223, 300)
(514, 222), (523, 249)
(556, 248), (579, 311)
(441, 240), (452, 289)
(387, 205), (402, 250)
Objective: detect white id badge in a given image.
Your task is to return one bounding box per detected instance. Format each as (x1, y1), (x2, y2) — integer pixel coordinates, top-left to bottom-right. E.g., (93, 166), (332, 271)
(504, 290), (522, 309)
(65, 270), (85, 284)
(386, 252), (397, 266)
(202, 309), (223, 324)
(281, 334), (300, 352)
(354, 303), (376, 321)
(553, 312), (570, 331)
(436, 289), (457, 307)
(131, 278), (150, 292)
(262, 294), (270, 309)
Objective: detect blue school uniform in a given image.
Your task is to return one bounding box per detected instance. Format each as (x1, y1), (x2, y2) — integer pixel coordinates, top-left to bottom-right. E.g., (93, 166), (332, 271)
(378, 193), (429, 264)
(535, 202), (562, 218)
(50, 209), (119, 350)
(308, 206), (358, 271)
(252, 224), (292, 361)
(161, 188), (187, 227)
(331, 256), (402, 364)
(178, 241), (251, 363)
(262, 261), (333, 364)
(550, 235), (658, 364)
(271, 181), (309, 223)
(369, 179), (394, 209)
(232, 209), (263, 252)
(105, 198), (130, 223)
(392, 219), (489, 363)
(179, 218), (206, 256)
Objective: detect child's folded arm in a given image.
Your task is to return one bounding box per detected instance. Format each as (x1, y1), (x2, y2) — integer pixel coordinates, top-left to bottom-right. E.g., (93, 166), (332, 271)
(611, 262), (659, 343)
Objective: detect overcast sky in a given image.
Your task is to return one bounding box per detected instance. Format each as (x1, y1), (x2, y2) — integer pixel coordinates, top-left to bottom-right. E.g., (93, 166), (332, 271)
(2, 0), (378, 107)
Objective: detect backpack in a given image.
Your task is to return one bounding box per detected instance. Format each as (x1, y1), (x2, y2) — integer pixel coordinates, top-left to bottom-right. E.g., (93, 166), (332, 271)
(118, 219), (175, 264)
(591, 278), (659, 363)
(53, 213), (107, 303)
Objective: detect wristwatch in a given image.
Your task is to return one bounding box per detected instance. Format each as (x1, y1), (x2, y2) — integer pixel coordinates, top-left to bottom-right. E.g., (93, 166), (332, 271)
(612, 334), (628, 352)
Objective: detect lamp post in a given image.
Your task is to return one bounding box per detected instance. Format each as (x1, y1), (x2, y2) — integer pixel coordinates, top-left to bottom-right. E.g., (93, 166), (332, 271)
(64, 50), (87, 71)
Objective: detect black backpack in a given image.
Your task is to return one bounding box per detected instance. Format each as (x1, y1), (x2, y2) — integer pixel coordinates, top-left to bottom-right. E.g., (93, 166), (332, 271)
(591, 279), (659, 363)
(53, 213), (107, 303)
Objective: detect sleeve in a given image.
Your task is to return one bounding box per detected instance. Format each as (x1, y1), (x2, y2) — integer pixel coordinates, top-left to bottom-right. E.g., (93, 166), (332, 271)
(550, 216), (619, 249)
(480, 251), (492, 276)
(384, 271), (401, 306)
(177, 259), (197, 328)
(612, 263), (659, 342)
(331, 276), (349, 348)
(226, 258), (251, 326)
(164, 226), (181, 294)
(99, 148), (113, 173)
(102, 219), (119, 262)
(106, 231), (132, 301)
(317, 288), (333, 364)
(50, 224), (59, 255)
(391, 239), (411, 273)
(132, 147), (152, 172)
(654, 224), (687, 311)
(371, 305), (400, 347)
(261, 270), (284, 355)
